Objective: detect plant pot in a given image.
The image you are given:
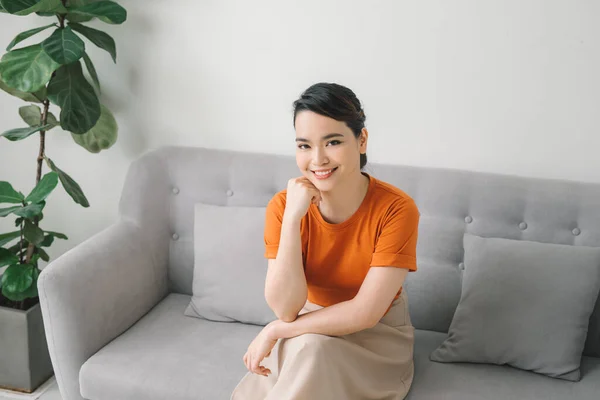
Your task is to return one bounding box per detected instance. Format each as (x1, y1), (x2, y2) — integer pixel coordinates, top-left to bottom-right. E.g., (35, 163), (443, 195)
(0, 297), (54, 393)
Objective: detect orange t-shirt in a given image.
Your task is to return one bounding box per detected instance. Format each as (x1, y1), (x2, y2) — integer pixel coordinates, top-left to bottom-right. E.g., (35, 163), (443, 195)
(264, 172), (420, 316)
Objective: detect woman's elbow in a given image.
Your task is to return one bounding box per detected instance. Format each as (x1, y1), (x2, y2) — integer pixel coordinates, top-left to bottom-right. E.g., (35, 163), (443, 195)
(265, 295), (301, 322)
(267, 300), (300, 322)
(278, 312), (298, 323)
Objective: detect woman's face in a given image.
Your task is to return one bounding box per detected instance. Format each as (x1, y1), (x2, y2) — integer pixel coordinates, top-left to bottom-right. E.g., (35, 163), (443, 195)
(294, 110), (367, 193)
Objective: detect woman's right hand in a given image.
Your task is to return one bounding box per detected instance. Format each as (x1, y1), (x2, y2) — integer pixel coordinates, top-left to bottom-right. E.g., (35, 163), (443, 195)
(283, 177), (322, 221)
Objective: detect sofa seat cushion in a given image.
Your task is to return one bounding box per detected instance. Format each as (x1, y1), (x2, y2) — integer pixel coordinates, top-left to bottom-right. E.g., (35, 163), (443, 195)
(80, 293), (600, 400)
(80, 293), (262, 400)
(407, 330), (600, 400)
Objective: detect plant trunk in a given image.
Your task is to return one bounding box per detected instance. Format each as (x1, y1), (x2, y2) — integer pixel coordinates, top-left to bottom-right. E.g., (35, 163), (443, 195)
(16, 99), (51, 311)
(14, 10), (62, 310)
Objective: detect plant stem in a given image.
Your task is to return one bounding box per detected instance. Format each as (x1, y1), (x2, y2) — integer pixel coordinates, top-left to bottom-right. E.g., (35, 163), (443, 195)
(18, 7), (66, 308)
(58, 0), (68, 28)
(12, 9), (66, 310)
(23, 99), (50, 268)
(36, 100), (49, 183)
(19, 206), (24, 264)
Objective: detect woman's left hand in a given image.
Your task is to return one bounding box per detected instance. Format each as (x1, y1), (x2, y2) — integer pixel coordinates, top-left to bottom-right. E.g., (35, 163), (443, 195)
(243, 321), (281, 376)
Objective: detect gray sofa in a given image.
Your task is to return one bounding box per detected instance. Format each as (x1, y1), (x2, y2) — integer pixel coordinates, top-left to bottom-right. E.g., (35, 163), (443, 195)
(37, 146), (600, 400)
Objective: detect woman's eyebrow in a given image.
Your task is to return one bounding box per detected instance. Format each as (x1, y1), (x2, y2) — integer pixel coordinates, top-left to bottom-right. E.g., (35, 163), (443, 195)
(295, 133), (344, 142)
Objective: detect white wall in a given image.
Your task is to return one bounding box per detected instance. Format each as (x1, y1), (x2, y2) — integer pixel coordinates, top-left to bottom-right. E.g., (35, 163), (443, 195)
(1, 0), (598, 266)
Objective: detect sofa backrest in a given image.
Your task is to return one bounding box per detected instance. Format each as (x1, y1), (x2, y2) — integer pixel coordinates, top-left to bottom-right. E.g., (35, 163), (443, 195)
(118, 146), (600, 358)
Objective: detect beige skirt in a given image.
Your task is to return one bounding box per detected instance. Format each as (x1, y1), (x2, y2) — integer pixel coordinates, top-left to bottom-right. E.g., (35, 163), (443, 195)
(230, 289), (415, 400)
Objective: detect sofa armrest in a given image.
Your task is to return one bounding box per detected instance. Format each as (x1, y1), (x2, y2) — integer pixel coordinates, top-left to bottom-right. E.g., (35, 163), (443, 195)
(37, 219), (169, 400)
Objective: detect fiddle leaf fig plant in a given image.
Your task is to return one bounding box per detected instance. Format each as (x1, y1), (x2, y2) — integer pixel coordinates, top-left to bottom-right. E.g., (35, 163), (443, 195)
(0, 0), (126, 309)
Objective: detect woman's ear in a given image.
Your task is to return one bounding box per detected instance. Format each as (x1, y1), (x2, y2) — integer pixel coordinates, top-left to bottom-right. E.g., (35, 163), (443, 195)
(359, 128), (369, 153)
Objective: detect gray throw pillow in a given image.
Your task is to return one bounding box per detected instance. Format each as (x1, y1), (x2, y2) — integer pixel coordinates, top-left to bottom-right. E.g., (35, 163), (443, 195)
(430, 233), (600, 381)
(184, 203), (277, 325)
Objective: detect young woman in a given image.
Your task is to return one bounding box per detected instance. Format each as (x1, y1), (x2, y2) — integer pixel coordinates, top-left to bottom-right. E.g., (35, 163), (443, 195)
(231, 83), (421, 400)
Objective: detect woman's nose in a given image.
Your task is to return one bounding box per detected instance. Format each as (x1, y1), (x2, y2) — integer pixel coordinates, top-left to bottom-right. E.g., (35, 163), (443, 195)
(312, 148), (328, 165)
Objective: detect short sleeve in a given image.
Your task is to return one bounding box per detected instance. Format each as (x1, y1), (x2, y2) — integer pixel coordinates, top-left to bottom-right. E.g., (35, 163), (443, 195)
(264, 192), (286, 259)
(370, 198), (420, 271)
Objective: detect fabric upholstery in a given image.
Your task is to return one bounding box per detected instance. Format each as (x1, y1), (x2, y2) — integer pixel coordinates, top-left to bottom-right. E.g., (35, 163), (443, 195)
(408, 330), (600, 400)
(147, 146), (600, 358)
(38, 152), (173, 400)
(430, 233), (600, 381)
(37, 220), (169, 400)
(79, 294), (600, 400)
(184, 203), (276, 325)
(37, 146), (600, 400)
(80, 293), (263, 400)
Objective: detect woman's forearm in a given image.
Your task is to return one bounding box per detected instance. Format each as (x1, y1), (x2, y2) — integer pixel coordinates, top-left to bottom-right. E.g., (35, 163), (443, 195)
(264, 216), (307, 322)
(269, 298), (372, 340)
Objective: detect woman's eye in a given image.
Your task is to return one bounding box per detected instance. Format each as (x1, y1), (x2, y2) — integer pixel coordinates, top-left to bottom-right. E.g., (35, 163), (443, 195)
(327, 140), (341, 146)
(298, 144), (309, 150)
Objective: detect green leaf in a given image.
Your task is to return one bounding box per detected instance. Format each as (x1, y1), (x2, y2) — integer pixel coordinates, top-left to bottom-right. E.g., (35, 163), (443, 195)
(1, 0), (65, 15)
(7, 238), (27, 253)
(68, 22), (116, 63)
(0, 182), (24, 204)
(0, 0), (39, 15)
(0, 248), (19, 268)
(23, 219), (44, 245)
(44, 230), (67, 240)
(15, 217), (24, 226)
(65, 12), (93, 22)
(0, 74), (45, 102)
(1, 263), (34, 293)
(82, 52), (100, 93)
(39, 234), (53, 247)
(45, 158), (90, 207)
(6, 23), (57, 51)
(41, 26), (85, 65)
(65, 0), (99, 22)
(65, 13), (93, 22)
(34, 86), (47, 101)
(36, 247), (49, 261)
(0, 205), (22, 217)
(0, 231), (21, 247)
(18, 104), (41, 126)
(21, 267), (40, 299)
(47, 61), (100, 134)
(35, 0), (66, 13)
(25, 172), (58, 203)
(14, 201), (45, 219)
(1, 124), (52, 141)
(67, 1), (126, 24)
(0, 3), (6, 12)
(0, 44), (60, 92)
(3, 285), (33, 301)
(19, 105), (59, 128)
(66, 0), (100, 7)
(30, 253), (40, 264)
(1, 264), (39, 301)
(72, 104), (117, 153)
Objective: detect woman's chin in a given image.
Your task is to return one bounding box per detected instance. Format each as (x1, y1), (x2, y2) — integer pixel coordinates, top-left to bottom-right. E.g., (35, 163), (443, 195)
(312, 179), (335, 193)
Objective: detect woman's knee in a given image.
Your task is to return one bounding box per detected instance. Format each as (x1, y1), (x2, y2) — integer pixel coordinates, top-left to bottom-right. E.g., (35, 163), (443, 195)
(283, 333), (335, 355)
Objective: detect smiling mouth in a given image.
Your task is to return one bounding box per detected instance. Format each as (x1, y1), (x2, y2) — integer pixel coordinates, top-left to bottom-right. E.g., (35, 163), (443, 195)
(311, 167), (338, 179)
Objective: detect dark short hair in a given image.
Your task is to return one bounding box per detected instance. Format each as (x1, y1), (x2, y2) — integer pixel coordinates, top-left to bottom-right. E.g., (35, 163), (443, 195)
(292, 83), (367, 170)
